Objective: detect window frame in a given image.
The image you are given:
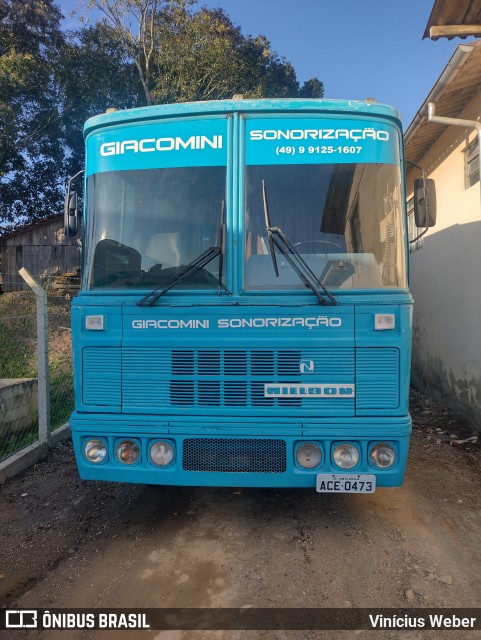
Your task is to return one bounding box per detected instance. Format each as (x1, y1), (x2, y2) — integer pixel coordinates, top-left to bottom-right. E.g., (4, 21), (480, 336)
(465, 137), (480, 190)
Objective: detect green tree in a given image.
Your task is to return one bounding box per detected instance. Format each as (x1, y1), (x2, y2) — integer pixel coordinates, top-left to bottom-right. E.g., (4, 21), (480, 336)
(60, 22), (144, 175)
(0, 6), (143, 229)
(152, 7), (303, 102)
(147, 6), (323, 103)
(0, 0), (65, 227)
(299, 77), (324, 98)
(86, 1), (324, 105)
(87, 0), (193, 105)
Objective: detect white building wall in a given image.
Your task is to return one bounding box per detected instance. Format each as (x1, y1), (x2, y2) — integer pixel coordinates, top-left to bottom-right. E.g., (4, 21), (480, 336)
(407, 93), (481, 427)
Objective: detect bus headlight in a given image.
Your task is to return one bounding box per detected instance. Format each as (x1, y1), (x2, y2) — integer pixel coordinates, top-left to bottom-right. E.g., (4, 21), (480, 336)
(333, 443), (359, 469)
(84, 438), (107, 464)
(296, 442), (322, 469)
(149, 440), (174, 467)
(370, 443), (396, 469)
(116, 440), (140, 465)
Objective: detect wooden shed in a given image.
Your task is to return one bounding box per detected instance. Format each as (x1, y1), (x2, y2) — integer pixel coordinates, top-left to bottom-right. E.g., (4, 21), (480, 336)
(0, 214), (81, 292)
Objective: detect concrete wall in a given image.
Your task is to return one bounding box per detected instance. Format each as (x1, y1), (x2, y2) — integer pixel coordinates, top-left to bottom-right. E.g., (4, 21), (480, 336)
(407, 92), (481, 428)
(0, 379), (38, 435)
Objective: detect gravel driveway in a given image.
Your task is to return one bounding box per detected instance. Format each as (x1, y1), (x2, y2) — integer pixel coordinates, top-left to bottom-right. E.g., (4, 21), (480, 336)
(1, 390), (480, 639)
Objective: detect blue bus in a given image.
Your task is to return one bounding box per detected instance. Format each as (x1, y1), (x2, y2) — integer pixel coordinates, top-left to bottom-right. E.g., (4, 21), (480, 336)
(65, 98), (435, 493)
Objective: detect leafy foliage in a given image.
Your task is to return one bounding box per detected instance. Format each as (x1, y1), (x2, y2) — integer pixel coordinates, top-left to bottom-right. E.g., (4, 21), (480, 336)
(0, 0), (65, 227)
(60, 22), (144, 175)
(93, 2), (324, 104)
(0, 3), (144, 229)
(153, 7), (303, 103)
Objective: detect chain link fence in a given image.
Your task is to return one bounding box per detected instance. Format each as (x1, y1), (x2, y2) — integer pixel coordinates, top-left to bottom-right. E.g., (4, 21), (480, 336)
(0, 271), (75, 462)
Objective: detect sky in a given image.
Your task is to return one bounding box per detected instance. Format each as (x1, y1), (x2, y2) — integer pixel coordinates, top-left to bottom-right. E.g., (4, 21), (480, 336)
(58, 0), (468, 127)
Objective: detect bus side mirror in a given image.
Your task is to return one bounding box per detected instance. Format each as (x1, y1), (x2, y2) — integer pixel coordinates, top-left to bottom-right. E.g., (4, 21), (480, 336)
(414, 178), (436, 228)
(64, 190), (79, 236)
(64, 169), (84, 237)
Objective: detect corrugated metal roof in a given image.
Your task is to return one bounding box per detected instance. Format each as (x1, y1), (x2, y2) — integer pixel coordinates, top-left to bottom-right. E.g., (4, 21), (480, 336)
(424, 0), (481, 40)
(404, 41), (481, 168)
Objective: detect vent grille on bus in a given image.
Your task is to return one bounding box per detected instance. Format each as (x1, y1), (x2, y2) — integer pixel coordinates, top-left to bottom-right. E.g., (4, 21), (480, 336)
(83, 345), (400, 416)
(171, 349), (301, 378)
(170, 349), (303, 407)
(168, 348), (352, 409)
(83, 347), (121, 406)
(182, 438), (286, 473)
(355, 348), (400, 410)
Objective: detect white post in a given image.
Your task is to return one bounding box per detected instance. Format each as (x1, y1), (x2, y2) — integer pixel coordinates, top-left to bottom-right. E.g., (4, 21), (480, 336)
(18, 268), (51, 445)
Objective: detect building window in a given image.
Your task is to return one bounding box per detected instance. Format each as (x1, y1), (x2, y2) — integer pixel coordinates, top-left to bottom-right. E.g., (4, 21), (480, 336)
(407, 196), (424, 253)
(465, 138), (479, 189)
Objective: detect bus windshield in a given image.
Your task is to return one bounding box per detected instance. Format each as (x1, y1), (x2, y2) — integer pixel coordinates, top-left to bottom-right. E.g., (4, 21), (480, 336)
(84, 166), (226, 290)
(244, 163), (406, 291)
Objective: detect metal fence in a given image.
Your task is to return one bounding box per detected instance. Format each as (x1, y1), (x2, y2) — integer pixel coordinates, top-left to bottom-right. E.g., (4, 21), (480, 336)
(0, 270), (74, 464)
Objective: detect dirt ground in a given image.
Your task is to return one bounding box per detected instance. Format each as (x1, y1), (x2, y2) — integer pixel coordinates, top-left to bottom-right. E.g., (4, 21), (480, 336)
(1, 389), (480, 640)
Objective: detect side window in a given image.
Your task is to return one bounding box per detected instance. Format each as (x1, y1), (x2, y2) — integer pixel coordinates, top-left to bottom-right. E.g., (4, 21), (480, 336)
(465, 138), (480, 189)
(407, 196), (423, 253)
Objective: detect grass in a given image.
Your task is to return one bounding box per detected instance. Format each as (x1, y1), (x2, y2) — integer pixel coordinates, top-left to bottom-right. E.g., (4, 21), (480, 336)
(50, 372), (74, 429)
(0, 427), (39, 460)
(0, 293), (37, 379)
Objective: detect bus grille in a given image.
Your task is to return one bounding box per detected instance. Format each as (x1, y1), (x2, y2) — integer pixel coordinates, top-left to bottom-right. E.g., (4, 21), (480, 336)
(120, 347), (354, 414)
(165, 348), (353, 410)
(84, 346), (398, 415)
(182, 438), (286, 473)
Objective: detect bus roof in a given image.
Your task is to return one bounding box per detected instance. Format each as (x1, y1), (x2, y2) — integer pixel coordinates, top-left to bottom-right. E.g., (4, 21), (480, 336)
(84, 98), (402, 138)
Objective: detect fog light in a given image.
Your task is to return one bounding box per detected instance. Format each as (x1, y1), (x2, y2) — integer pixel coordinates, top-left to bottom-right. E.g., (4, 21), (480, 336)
(296, 442), (322, 469)
(116, 440), (140, 465)
(84, 438), (107, 464)
(150, 440), (174, 467)
(370, 443), (396, 469)
(333, 443), (359, 469)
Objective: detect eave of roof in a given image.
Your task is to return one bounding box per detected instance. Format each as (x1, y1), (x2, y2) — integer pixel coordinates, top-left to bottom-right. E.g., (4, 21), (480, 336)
(0, 213), (62, 241)
(404, 40), (481, 169)
(424, 0), (481, 40)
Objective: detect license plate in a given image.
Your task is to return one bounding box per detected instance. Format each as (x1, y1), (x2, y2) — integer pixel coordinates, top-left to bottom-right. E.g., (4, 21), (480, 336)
(316, 474), (376, 493)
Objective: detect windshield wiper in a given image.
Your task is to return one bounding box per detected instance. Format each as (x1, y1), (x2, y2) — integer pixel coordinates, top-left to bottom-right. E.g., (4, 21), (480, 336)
(262, 180), (337, 306)
(137, 246), (221, 306)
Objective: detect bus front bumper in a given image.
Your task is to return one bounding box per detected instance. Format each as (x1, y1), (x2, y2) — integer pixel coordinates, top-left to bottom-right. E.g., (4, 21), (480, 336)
(70, 413), (412, 489)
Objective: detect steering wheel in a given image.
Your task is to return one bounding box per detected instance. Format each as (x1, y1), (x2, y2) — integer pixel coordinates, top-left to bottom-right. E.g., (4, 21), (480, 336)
(293, 240), (343, 251)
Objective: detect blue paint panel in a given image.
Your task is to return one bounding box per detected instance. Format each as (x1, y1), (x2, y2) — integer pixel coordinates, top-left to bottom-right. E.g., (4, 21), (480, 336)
(86, 118), (228, 176)
(355, 305), (412, 416)
(245, 117), (400, 166)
